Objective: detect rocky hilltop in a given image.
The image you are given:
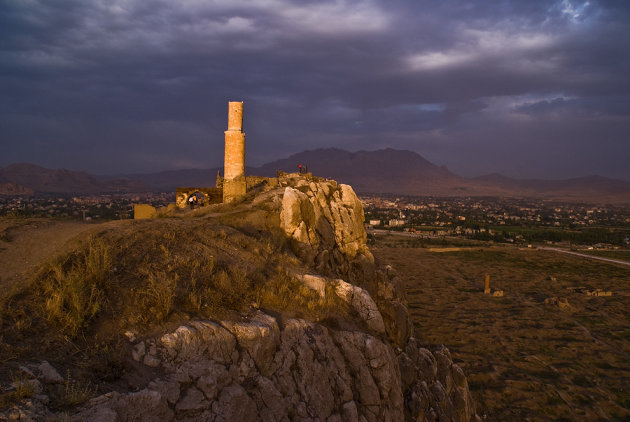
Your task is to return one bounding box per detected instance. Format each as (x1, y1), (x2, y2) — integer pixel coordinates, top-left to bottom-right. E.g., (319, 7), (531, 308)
(0, 175), (478, 421)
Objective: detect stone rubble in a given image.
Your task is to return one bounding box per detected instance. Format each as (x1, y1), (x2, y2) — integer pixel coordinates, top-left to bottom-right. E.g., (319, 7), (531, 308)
(36, 361), (64, 384)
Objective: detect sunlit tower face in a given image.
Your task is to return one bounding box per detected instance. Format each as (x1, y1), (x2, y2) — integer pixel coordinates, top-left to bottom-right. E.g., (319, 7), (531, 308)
(223, 101), (246, 202)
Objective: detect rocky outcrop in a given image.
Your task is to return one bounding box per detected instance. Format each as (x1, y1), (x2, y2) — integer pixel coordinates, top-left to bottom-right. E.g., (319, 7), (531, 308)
(295, 273), (386, 336)
(375, 265), (413, 348)
(65, 312), (477, 422)
(335, 279), (386, 335)
(279, 181), (374, 284)
(0, 177), (477, 422)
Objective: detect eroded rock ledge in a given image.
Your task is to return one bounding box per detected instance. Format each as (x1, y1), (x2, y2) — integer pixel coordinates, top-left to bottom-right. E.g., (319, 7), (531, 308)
(71, 312), (477, 422)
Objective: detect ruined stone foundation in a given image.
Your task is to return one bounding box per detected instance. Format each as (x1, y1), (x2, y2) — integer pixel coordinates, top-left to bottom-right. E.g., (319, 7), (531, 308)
(223, 101), (246, 203)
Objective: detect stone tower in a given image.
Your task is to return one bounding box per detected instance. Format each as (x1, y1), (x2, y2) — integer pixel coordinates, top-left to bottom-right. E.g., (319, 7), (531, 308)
(223, 101), (246, 202)
(484, 274), (491, 294)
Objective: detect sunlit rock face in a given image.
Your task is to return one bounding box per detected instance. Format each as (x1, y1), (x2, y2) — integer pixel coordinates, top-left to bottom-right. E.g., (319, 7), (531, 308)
(280, 183), (371, 260)
(279, 181), (376, 290)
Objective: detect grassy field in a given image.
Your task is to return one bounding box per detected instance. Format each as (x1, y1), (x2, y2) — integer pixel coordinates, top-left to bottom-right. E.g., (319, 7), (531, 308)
(578, 249), (630, 263)
(372, 234), (630, 421)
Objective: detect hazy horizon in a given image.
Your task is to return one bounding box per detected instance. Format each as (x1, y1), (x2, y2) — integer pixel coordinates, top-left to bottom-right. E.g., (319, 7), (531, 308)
(3, 147), (630, 183)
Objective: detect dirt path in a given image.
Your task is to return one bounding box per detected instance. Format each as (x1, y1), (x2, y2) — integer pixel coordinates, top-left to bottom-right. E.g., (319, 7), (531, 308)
(0, 218), (95, 297)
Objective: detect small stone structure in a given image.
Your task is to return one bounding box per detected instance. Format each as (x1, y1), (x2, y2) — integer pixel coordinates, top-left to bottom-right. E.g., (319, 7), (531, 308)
(566, 286), (612, 296)
(483, 274), (504, 297)
(133, 203), (176, 219)
(586, 289), (612, 297)
(544, 296), (571, 309)
(134, 204), (157, 219)
(175, 187), (222, 209)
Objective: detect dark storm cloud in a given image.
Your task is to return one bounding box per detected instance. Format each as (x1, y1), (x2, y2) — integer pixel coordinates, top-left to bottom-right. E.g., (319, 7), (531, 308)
(1, 0), (629, 178)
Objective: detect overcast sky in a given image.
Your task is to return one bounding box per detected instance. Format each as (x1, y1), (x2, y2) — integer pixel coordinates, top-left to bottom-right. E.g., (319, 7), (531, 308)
(1, 0), (629, 179)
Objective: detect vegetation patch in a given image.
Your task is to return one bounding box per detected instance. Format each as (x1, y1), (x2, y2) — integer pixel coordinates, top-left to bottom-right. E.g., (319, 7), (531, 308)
(42, 237), (111, 337)
(374, 238), (630, 421)
(256, 270), (349, 322)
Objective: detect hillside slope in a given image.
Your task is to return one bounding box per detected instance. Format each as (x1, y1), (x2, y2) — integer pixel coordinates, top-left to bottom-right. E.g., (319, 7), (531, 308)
(473, 173), (630, 202)
(0, 176), (479, 421)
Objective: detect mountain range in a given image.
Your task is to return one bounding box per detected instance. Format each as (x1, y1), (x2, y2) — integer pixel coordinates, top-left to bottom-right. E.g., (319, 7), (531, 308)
(2, 149), (630, 203)
(0, 163), (149, 195)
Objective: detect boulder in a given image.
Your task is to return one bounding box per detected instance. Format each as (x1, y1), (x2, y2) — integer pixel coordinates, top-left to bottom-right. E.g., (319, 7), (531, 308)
(221, 312), (280, 376)
(72, 390), (174, 422)
(160, 320), (236, 366)
(38, 361), (63, 384)
(297, 273), (328, 297)
(335, 279), (386, 335)
(175, 386), (208, 412)
(279, 183), (374, 276)
(213, 384), (258, 422)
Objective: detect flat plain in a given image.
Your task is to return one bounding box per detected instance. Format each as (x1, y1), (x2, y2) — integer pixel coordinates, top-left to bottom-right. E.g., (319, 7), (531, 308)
(372, 234), (630, 421)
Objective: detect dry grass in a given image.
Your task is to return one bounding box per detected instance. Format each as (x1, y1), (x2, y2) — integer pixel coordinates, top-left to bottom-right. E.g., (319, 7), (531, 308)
(51, 370), (96, 409)
(133, 271), (177, 323)
(373, 233), (630, 422)
(0, 371), (36, 408)
(42, 237), (111, 336)
(0, 216), (292, 356)
(257, 269), (349, 321)
(0, 206), (356, 411)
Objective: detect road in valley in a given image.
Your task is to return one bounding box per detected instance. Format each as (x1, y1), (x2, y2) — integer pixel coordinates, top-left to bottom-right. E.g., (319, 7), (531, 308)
(368, 228), (630, 267)
(538, 247), (630, 267)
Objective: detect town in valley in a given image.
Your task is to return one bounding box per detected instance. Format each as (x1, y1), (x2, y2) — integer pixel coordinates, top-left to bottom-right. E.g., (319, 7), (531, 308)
(2, 192), (629, 251)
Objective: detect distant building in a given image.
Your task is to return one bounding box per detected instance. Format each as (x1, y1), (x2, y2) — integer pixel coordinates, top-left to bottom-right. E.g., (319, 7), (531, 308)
(369, 219), (381, 226)
(388, 219), (405, 227)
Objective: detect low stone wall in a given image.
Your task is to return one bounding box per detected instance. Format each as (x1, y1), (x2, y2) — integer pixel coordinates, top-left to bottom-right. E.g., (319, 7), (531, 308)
(175, 187), (222, 209)
(134, 204), (157, 219)
(246, 175), (276, 189)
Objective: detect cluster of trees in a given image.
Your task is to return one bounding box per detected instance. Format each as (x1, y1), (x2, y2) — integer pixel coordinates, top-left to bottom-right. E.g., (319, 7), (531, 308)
(472, 228), (629, 246)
